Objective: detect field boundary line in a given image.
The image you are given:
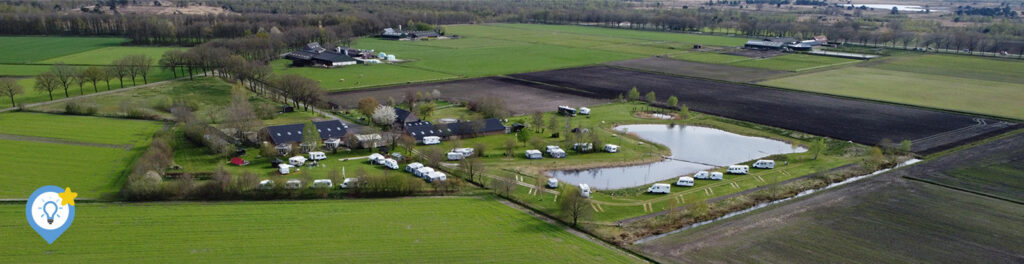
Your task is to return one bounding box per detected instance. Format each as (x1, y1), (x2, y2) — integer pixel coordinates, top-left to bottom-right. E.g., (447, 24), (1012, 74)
(902, 176), (1024, 205)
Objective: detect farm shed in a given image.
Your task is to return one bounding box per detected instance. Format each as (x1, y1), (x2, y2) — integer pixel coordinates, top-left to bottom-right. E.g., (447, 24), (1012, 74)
(283, 42), (358, 67)
(264, 120), (350, 152)
(394, 107), (420, 128)
(381, 27), (442, 40)
(405, 118), (507, 141)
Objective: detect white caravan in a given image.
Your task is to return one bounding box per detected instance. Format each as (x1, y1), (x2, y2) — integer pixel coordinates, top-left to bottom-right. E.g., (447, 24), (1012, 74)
(648, 183), (671, 194)
(382, 158), (399, 170)
(728, 165), (750, 174)
(405, 162), (424, 173)
(259, 179), (275, 189)
(447, 152), (465, 161)
(525, 149), (543, 159)
(308, 151), (327, 161)
(675, 177), (695, 187)
(288, 156), (307, 166)
(341, 178), (358, 189)
(278, 164), (294, 175)
(547, 178), (559, 188)
(579, 183), (591, 198)
(285, 179), (302, 189)
(425, 172), (447, 183)
(693, 171), (710, 180)
(753, 160), (776, 169)
(604, 144), (619, 153)
(312, 179), (333, 189)
(709, 172), (724, 180)
(422, 136), (441, 145)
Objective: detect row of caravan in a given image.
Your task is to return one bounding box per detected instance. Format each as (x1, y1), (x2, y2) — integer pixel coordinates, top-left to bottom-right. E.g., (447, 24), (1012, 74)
(446, 148), (475, 161)
(368, 153), (400, 170)
(259, 177), (359, 190)
(649, 160), (777, 193)
(404, 162), (448, 183)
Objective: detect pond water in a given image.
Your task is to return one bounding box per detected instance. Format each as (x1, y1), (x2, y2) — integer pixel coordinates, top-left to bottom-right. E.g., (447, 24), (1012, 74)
(844, 4), (932, 12)
(547, 124), (806, 189)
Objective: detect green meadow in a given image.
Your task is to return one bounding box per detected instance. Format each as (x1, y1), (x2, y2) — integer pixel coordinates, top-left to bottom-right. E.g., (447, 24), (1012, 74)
(0, 36), (125, 63)
(0, 139), (138, 198)
(0, 198), (640, 263)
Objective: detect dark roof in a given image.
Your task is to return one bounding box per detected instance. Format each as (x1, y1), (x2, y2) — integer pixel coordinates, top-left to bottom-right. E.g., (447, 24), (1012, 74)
(447, 118), (506, 136)
(395, 107), (416, 123)
(284, 50), (317, 61)
(406, 121), (450, 141)
(303, 42), (326, 53)
(312, 51), (356, 63)
(266, 120), (350, 145)
(765, 37), (798, 44)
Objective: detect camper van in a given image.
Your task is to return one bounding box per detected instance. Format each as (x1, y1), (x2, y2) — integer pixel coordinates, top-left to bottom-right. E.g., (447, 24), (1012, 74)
(709, 172), (724, 180)
(308, 151), (327, 161)
(382, 158), (399, 170)
(579, 107), (591, 115)
(288, 156), (307, 166)
(525, 149), (543, 159)
(422, 136), (441, 145)
(675, 177), (694, 187)
(547, 178), (559, 188)
(604, 144), (619, 153)
(259, 179), (275, 190)
(579, 183), (591, 198)
(368, 153), (384, 164)
(341, 178), (358, 189)
(648, 183), (671, 194)
(753, 160), (776, 169)
(405, 162), (424, 173)
(558, 106), (577, 116)
(693, 171), (710, 180)
(312, 179), (333, 189)
(425, 172), (447, 183)
(278, 164), (294, 175)
(453, 148), (474, 157)
(447, 152), (464, 161)
(285, 179), (302, 189)
(415, 167), (435, 178)
(728, 165), (750, 175)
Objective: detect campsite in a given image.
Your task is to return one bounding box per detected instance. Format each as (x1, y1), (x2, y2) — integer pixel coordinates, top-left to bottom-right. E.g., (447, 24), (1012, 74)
(1, 1), (1023, 262)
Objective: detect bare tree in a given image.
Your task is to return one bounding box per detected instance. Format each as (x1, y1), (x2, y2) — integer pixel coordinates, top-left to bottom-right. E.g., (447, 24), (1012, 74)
(224, 85), (263, 141)
(82, 66), (106, 93)
(34, 72), (61, 101)
(559, 185), (592, 226)
(491, 177), (516, 199)
(504, 138), (516, 158)
(51, 63), (77, 98)
(459, 157), (485, 184)
(111, 58), (130, 88)
(0, 78), (24, 107)
(531, 112), (544, 132)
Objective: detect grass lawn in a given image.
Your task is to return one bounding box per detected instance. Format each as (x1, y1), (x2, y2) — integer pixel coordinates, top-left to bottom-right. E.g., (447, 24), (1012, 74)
(0, 36), (125, 64)
(760, 66), (1024, 120)
(0, 198), (641, 263)
(872, 54), (1024, 84)
(0, 112), (163, 146)
(0, 64), (53, 76)
(0, 139), (139, 198)
(727, 54), (859, 71)
(270, 60), (457, 91)
(10, 68), (178, 106)
(39, 46), (184, 65)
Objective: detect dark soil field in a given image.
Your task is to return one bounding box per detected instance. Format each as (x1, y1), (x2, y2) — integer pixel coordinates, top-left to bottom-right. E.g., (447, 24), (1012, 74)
(635, 132), (1024, 263)
(324, 77), (608, 115)
(605, 57), (786, 82)
(509, 66), (1018, 154)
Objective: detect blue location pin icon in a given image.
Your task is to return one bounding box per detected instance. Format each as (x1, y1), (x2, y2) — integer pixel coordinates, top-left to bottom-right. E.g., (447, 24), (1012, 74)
(26, 186), (76, 244)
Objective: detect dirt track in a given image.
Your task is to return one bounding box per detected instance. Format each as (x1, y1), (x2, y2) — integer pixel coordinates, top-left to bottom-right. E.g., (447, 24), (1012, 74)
(605, 57), (786, 82)
(324, 77), (608, 115)
(510, 66), (1018, 154)
(635, 132), (1024, 263)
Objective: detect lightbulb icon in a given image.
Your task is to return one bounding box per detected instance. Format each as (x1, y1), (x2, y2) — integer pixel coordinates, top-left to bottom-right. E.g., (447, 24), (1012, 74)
(42, 201), (59, 225)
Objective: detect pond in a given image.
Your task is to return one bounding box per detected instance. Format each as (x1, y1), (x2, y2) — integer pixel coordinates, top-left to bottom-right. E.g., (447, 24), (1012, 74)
(547, 124), (806, 189)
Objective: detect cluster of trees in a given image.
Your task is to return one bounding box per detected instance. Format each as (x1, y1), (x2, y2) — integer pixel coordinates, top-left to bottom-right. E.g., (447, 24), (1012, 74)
(956, 6), (1018, 18)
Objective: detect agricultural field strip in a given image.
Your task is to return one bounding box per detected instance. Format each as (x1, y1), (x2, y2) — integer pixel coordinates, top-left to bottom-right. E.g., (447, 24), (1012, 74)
(0, 112), (163, 146)
(509, 66), (1017, 154)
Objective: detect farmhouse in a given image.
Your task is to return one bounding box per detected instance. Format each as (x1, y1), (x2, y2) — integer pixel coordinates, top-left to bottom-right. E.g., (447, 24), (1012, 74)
(744, 36), (827, 51)
(264, 120), (350, 154)
(394, 107), (420, 128)
(404, 118), (507, 142)
(283, 42), (358, 67)
(381, 27), (442, 40)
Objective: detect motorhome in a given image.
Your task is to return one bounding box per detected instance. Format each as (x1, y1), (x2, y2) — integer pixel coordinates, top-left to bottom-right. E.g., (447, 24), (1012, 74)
(728, 165), (750, 174)
(309, 151), (327, 161)
(675, 177), (694, 187)
(648, 183), (671, 194)
(693, 171), (710, 180)
(405, 162), (424, 173)
(289, 156), (307, 166)
(422, 136), (441, 145)
(604, 144), (619, 153)
(312, 179), (333, 189)
(525, 149), (543, 159)
(285, 179), (302, 189)
(447, 152), (464, 161)
(753, 159), (776, 169)
(382, 158), (399, 170)
(579, 183), (591, 198)
(547, 178), (559, 188)
(710, 171), (724, 180)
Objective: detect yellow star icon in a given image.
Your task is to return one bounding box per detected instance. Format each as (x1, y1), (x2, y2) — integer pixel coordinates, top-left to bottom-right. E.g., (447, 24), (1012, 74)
(58, 187), (77, 207)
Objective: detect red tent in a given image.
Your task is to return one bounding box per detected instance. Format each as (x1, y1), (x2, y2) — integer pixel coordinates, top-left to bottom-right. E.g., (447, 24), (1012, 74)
(230, 157), (248, 166)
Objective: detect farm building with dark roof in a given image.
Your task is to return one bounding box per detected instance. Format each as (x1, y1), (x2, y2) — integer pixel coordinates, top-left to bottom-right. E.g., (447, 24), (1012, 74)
(264, 120), (350, 146)
(404, 119), (507, 142)
(381, 27), (442, 40)
(283, 42), (358, 67)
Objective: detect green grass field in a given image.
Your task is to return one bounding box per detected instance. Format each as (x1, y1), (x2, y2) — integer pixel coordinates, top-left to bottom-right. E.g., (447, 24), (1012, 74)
(0, 36), (125, 64)
(726, 54), (858, 71)
(0, 64), (52, 76)
(0, 139), (138, 198)
(873, 54), (1024, 84)
(0, 112), (162, 146)
(271, 60), (457, 91)
(760, 66), (1024, 120)
(0, 198), (640, 263)
(6, 67), (178, 107)
(39, 46), (183, 65)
